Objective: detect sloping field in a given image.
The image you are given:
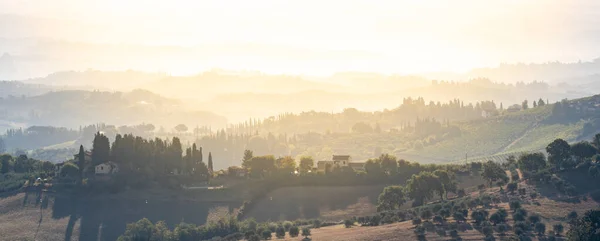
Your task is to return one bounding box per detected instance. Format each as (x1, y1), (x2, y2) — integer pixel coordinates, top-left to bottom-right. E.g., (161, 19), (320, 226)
(0, 191), (239, 241)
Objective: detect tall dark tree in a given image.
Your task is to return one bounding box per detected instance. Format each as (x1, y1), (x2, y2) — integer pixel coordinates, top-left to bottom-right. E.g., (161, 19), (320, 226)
(593, 133), (600, 150)
(567, 210), (600, 241)
(571, 141), (598, 161)
(77, 145), (86, 183)
(377, 185), (406, 211)
(242, 150), (253, 168)
(0, 138), (5, 153)
(517, 152), (547, 172)
(537, 98), (545, 106)
(91, 132), (110, 166)
(208, 152), (213, 173)
(1, 154), (12, 173)
(546, 138), (572, 169)
(481, 161), (508, 187)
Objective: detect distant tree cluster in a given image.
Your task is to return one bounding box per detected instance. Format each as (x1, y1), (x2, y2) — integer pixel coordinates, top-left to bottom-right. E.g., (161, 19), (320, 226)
(117, 216), (311, 241)
(74, 132), (213, 188)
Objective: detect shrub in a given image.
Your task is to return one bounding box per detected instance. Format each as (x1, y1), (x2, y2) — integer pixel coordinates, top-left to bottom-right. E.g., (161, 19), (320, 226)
(453, 212), (466, 223)
(268, 222), (278, 232)
(518, 188), (527, 195)
(482, 226), (494, 237)
(289, 226), (299, 237)
(423, 221), (436, 232)
(507, 182), (518, 194)
(420, 209), (433, 220)
(275, 226), (285, 239)
(567, 211), (578, 220)
(471, 209), (489, 224)
(552, 223), (564, 236)
(534, 222), (546, 235)
(344, 219), (354, 228)
(457, 188), (466, 197)
(513, 212), (526, 222)
(509, 200), (521, 211)
(244, 231), (256, 240)
(301, 227), (311, 238)
(412, 218), (422, 226)
(433, 215), (444, 224)
(514, 221), (530, 232)
(518, 234), (532, 241)
(248, 234), (261, 241)
(282, 221), (293, 231)
(449, 229), (459, 238)
(436, 229), (447, 237)
(369, 215), (381, 226)
(439, 208), (451, 218)
(261, 230), (272, 240)
(528, 214), (541, 224)
(497, 223), (508, 236)
(311, 219), (322, 228)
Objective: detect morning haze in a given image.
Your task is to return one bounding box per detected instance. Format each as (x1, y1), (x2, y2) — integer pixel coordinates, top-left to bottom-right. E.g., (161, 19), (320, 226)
(1, 1), (600, 241)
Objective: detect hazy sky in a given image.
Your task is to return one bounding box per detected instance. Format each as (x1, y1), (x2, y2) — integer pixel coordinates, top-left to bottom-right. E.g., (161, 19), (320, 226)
(2, 0), (600, 75)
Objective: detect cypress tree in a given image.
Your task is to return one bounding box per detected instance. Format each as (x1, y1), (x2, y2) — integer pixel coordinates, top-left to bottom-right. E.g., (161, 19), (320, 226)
(208, 152), (213, 173)
(77, 145), (85, 183)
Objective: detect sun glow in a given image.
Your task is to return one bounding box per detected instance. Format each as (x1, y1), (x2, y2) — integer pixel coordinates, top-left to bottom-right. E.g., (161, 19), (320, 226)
(1, 0), (596, 75)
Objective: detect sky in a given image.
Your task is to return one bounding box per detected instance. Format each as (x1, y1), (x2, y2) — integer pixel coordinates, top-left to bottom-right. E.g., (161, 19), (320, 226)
(1, 0), (600, 75)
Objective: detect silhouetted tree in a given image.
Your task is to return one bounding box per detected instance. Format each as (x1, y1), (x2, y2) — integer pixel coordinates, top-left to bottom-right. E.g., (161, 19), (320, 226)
(77, 145), (85, 184)
(299, 156), (314, 174)
(0, 138), (5, 153)
(91, 132), (110, 166)
(547, 139), (572, 169)
(571, 141), (597, 160)
(208, 152), (213, 173)
(377, 185), (405, 211)
(174, 124), (188, 133)
(518, 152), (547, 172)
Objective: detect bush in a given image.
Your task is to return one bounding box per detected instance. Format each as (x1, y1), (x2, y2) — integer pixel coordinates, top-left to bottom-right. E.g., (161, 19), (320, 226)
(514, 221), (530, 232)
(534, 222), (546, 235)
(289, 226), (299, 237)
(248, 234), (261, 241)
(423, 221), (436, 232)
(369, 215), (381, 226)
(497, 223), (508, 236)
(471, 209), (489, 224)
(311, 219), (322, 228)
(482, 226), (494, 237)
(567, 211), (578, 220)
(282, 221), (293, 231)
(344, 219), (354, 228)
(528, 214), (541, 224)
(420, 209), (433, 220)
(513, 212), (526, 222)
(436, 229), (447, 237)
(433, 215), (444, 224)
(412, 218), (422, 226)
(552, 223), (564, 236)
(449, 229), (459, 238)
(453, 212), (466, 223)
(509, 200), (521, 211)
(275, 226), (285, 239)
(261, 230), (272, 240)
(301, 227), (311, 238)
(507, 182), (518, 194)
(518, 188), (527, 195)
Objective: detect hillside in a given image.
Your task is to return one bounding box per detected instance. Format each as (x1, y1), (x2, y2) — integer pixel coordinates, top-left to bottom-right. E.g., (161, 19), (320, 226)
(0, 89), (227, 133)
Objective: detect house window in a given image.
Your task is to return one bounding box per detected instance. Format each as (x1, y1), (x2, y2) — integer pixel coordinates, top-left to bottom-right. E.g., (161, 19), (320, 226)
(101, 166), (104, 170)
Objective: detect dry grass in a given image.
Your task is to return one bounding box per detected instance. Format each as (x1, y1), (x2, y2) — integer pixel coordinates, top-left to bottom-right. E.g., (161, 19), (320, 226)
(0, 192), (81, 241)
